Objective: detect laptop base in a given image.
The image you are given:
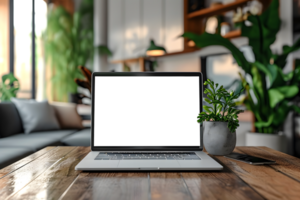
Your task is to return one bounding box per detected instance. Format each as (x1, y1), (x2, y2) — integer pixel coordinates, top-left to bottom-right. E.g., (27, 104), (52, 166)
(75, 151), (223, 171)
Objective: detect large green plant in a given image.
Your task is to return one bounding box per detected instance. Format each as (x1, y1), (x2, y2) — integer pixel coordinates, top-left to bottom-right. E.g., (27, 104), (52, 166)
(43, 0), (112, 102)
(183, 0), (300, 133)
(0, 73), (20, 102)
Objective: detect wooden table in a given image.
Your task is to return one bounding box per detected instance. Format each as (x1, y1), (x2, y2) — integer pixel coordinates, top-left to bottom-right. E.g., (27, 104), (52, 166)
(1, 147), (300, 200)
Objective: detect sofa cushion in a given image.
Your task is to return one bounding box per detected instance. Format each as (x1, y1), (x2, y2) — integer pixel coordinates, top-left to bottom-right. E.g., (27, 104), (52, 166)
(0, 130), (77, 151)
(0, 102), (23, 138)
(28, 129), (78, 140)
(11, 98), (60, 134)
(61, 129), (91, 146)
(0, 147), (33, 169)
(50, 102), (84, 129)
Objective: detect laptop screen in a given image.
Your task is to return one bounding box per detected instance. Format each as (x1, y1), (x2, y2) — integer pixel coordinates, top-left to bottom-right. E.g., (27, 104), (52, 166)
(93, 76), (201, 147)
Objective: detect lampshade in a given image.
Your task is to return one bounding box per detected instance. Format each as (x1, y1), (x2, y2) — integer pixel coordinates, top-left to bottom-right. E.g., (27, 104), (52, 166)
(146, 39), (166, 56)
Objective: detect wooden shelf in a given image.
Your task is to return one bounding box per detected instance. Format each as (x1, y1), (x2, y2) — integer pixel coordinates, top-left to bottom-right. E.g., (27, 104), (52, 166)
(110, 57), (144, 64)
(149, 48), (199, 58)
(187, 0), (250, 19)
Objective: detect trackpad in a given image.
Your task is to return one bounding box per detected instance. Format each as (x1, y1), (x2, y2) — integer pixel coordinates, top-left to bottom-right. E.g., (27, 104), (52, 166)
(118, 160), (180, 169)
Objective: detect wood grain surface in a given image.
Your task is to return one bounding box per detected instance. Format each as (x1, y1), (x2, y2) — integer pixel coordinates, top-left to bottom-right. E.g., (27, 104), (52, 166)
(1, 146), (300, 200)
(0, 146), (55, 177)
(214, 148), (300, 200)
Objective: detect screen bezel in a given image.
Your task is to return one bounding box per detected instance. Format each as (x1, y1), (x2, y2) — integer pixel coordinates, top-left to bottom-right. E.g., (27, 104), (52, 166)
(91, 72), (203, 151)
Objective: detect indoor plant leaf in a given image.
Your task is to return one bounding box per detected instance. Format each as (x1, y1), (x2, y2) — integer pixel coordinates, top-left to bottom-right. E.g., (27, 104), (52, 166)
(274, 37), (300, 68)
(241, 0), (280, 64)
(269, 85), (299, 108)
(255, 114), (274, 128)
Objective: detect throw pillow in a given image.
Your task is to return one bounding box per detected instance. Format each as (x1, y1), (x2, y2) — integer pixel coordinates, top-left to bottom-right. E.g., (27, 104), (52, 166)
(0, 102), (24, 137)
(50, 102), (84, 129)
(11, 98), (60, 134)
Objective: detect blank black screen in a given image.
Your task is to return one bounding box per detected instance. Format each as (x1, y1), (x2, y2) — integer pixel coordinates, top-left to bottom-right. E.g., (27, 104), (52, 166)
(93, 76), (201, 147)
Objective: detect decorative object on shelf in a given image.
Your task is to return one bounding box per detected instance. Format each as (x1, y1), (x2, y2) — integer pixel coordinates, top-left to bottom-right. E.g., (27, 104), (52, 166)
(188, 0), (205, 13)
(220, 22), (231, 36)
(248, 0), (263, 15)
(43, 0), (112, 102)
(233, 0), (263, 23)
(0, 73), (20, 102)
(183, 0), (300, 151)
(198, 79), (244, 155)
(205, 16), (219, 34)
(188, 40), (196, 47)
(146, 39), (167, 56)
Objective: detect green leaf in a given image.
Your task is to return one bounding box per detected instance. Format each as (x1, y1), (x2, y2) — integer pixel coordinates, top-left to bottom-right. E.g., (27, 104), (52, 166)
(205, 88), (213, 95)
(274, 37), (300, 68)
(97, 45), (113, 56)
(0, 73), (20, 101)
(292, 105), (300, 114)
(216, 104), (223, 114)
(204, 98), (211, 104)
(254, 62), (274, 84)
(241, 0), (280, 64)
(211, 100), (222, 104)
(269, 86), (299, 108)
(255, 114), (274, 128)
(203, 105), (213, 113)
(271, 101), (293, 127)
(181, 32), (250, 73)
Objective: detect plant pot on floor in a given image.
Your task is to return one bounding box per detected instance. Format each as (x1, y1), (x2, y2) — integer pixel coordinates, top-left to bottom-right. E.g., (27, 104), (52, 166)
(245, 132), (286, 152)
(204, 121), (236, 156)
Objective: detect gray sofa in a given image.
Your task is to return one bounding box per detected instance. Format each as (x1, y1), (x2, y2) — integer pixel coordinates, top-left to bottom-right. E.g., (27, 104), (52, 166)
(0, 102), (91, 169)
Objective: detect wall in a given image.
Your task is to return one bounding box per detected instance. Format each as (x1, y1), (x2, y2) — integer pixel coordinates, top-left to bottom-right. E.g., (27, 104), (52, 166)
(106, 0), (184, 72)
(94, 0), (108, 72)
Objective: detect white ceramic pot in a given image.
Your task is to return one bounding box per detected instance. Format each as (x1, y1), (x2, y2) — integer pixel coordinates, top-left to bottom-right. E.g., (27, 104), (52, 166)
(245, 132), (286, 152)
(203, 121), (236, 155)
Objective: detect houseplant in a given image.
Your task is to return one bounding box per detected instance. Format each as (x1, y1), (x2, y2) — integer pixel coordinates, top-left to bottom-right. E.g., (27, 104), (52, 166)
(198, 79), (244, 155)
(43, 0), (112, 102)
(0, 73), (20, 102)
(183, 0), (300, 151)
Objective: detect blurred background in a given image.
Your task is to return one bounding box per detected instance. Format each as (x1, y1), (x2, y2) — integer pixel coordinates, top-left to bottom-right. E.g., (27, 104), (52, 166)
(1, 0), (300, 158)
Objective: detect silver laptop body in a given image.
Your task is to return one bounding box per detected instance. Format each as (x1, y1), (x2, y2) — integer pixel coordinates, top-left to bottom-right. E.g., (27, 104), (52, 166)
(75, 72), (223, 171)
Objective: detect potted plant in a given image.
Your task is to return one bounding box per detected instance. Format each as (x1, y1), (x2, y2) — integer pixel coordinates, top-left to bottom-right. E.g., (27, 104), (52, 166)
(183, 0), (300, 152)
(198, 79), (244, 155)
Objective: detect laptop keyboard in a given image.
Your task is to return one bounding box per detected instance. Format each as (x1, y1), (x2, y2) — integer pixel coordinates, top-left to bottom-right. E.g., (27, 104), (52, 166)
(95, 152), (201, 160)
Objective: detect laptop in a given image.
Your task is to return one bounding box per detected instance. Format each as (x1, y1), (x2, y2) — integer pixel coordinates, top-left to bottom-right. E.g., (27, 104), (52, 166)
(75, 72), (223, 171)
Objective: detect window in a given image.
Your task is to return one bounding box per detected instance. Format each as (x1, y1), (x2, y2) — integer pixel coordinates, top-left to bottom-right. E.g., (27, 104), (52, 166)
(0, 0), (47, 100)
(0, 0), (9, 78)
(14, 0), (33, 99)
